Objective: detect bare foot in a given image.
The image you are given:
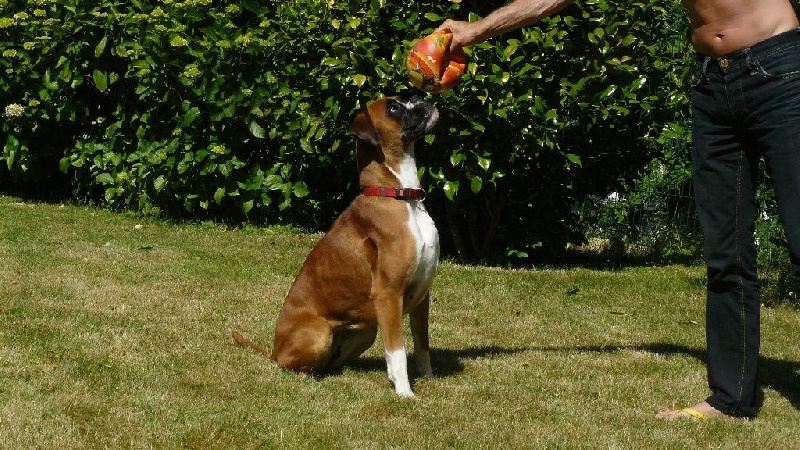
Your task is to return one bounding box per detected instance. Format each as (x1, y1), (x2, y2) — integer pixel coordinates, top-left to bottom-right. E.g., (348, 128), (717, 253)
(656, 401), (726, 421)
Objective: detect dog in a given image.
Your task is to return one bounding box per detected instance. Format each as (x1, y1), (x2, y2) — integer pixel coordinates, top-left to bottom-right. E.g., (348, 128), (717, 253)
(232, 95), (440, 397)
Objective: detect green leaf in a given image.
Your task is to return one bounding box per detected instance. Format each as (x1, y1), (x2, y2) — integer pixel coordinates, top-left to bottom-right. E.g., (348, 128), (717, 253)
(183, 107), (201, 126)
(249, 121), (265, 139)
(95, 36), (108, 58)
(507, 249), (529, 259)
(93, 70), (108, 92)
(96, 173), (114, 184)
(470, 176), (483, 194)
(503, 40), (518, 60)
(4, 134), (19, 152)
(299, 139), (313, 153)
(442, 181), (459, 201)
(621, 34), (636, 46)
(265, 174), (284, 190)
(184, 194), (198, 212)
(242, 199), (254, 214)
(293, 181), (309, 198)
(599, 85), (617, 98)
(566, 153), (582, 167)
(353, 74), (367, 87)
(214, 187), (225, 204)
(3, 141), (17, 169)
(450, 151), (464, 167)
(153, 175), (167, 192)
(631, 75), (647, 90)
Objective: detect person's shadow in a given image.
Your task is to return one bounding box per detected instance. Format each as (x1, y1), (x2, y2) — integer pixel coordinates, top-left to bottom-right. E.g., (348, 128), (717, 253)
(349, 342), (800, 413)
(631, 342), (800, 413)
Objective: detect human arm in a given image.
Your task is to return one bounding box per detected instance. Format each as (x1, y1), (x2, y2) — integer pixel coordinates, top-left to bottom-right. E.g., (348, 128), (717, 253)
(435, 0), (577, 50)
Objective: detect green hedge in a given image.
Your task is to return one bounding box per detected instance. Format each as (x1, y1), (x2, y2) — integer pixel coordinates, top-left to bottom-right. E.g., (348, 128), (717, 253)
(2, 0), (693, 262)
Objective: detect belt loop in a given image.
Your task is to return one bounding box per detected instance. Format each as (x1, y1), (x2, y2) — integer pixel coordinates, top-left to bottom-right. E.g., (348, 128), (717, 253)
(743, 48), (758, 75)
(694, 56), (710, 87)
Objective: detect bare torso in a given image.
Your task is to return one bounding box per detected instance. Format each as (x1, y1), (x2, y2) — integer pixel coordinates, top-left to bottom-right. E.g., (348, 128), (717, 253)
(684, 0), (799, 55)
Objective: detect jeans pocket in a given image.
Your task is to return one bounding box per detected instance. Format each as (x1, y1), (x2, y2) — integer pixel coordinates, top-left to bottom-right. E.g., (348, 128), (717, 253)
(751, 44), (800, 78)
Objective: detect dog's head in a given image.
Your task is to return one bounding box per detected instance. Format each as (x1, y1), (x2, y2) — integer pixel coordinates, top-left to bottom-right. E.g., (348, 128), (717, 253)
(350, 95), (438, 148)
(349, 95), (438, 174)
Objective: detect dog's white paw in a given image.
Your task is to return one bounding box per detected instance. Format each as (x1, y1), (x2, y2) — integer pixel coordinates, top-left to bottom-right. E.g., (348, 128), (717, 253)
(390, 378), (415, 398)
(395, 388), (416, 398)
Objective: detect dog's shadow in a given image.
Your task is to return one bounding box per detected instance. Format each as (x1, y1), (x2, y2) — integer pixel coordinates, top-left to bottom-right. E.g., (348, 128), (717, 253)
(346, 342), (800, 413)
(345, 345), (527, 377)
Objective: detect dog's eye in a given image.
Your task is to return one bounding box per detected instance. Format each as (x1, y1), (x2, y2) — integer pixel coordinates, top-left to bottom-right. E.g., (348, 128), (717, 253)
(386, 102), (405, 119)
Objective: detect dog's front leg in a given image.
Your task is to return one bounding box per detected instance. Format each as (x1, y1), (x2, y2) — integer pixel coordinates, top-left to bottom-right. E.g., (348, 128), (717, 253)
(375, 292), (414, 397)
(409, 293), (433, 377)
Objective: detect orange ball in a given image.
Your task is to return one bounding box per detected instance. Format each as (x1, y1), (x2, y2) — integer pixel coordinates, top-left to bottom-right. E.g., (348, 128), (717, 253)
(407, 31), (467, 93)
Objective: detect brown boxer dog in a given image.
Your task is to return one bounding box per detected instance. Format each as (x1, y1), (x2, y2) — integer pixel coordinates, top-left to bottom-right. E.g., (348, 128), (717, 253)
(232, 95), (439, 397)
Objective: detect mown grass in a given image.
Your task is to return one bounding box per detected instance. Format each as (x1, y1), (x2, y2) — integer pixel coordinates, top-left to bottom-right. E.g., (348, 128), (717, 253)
(1, 194), (799, 449)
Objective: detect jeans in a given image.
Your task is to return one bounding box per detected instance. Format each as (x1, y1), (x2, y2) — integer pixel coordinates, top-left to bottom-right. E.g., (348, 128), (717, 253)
(692, 27), (800, 419)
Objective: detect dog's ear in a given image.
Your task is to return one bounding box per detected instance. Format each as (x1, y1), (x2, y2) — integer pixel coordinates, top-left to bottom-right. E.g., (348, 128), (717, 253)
(351, 111), (383, 173)
(355, 139), (384, 173)
(350, 111), (380, 147)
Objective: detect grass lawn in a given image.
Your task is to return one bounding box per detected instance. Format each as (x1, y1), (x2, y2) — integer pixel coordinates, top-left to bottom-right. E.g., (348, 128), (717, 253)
(1, 194), (799, 449)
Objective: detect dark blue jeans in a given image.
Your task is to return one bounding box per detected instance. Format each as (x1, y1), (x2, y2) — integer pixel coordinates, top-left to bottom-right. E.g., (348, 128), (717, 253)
(692, 27), (800, 419)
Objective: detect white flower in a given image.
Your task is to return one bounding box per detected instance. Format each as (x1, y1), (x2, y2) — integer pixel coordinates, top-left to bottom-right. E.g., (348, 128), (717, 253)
(4, 103), (24, 118)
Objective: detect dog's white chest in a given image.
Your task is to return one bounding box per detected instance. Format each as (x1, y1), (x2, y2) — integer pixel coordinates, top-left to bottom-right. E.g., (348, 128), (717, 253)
(404, 201), (439, 307)
(391, 147), (439, 308)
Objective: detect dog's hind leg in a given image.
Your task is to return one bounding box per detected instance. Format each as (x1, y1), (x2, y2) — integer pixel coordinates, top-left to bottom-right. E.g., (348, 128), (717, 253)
(409, 293), (433, 377)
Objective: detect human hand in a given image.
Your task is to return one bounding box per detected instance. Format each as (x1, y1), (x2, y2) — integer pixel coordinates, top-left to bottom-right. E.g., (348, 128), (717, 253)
(434, 19), (478, 51)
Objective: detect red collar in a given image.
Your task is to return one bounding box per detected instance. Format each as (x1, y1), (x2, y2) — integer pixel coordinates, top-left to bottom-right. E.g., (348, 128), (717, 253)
(362, 186), (426, 200)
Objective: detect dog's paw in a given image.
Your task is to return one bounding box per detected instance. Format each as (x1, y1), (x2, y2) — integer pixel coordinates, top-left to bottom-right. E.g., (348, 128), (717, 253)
(395, 389), (416, 398)
(390, 379), (415, 398)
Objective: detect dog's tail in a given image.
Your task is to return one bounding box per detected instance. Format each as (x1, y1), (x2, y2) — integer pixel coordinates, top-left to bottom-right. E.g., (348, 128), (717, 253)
(231, 329), (272, 358)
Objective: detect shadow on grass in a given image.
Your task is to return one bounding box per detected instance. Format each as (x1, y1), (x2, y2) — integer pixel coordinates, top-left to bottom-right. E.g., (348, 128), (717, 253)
(527, 342), (800, 415)
(640, 343), (800, 414)
(348, 342), (800, 414)
(345, 345), (529, 378)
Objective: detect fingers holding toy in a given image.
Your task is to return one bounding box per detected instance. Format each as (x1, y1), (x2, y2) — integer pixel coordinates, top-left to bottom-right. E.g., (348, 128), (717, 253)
(406, 31), (467, 93)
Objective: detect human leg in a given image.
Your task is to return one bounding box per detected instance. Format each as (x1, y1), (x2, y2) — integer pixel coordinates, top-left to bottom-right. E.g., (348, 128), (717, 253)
(751, 38), (800, 285)
(692, 94), (761, 419)
(658, 54), (761, 420)
(659, 30), (800, 420)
